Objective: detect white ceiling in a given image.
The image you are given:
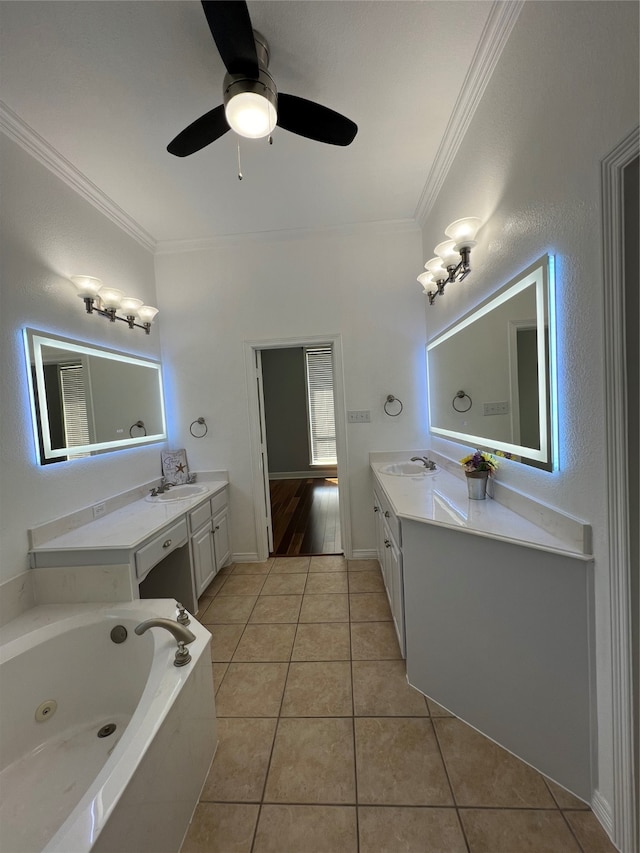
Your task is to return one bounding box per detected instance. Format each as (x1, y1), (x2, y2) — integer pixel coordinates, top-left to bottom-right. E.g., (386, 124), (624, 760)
(0, 1), (502, 245)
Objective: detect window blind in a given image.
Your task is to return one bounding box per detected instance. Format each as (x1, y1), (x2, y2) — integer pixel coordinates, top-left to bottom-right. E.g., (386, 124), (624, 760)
(59, 361), (91, 457)
(305, 347), (337, 465)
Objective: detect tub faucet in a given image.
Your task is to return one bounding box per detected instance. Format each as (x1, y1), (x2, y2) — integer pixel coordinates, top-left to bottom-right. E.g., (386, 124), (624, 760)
(411, 456), (437, 470)
(134, 618), (196, 667)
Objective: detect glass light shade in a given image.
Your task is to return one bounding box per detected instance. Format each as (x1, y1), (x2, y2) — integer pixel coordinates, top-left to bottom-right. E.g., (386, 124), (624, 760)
(425, 257), (447, 279)
(225, 92), (277, 139)
(434, 240), (460, 268)
(417, 272), (434, 288)
(120, 296), (143, 316)
(98, 287), (124, 310)
(444, 217), (482, 248)
(70, 275), (103, 298)
(137, 305), (159, 325)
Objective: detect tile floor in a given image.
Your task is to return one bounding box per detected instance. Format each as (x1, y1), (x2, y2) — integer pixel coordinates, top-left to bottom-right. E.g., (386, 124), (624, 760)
(181, 556), (616, 853)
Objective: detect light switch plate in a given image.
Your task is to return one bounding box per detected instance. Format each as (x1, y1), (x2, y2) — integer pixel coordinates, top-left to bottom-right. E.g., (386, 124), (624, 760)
(347, 410), (371, 423)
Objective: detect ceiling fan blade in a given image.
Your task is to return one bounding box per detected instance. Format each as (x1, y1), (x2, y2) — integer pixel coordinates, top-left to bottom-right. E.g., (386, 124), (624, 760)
(167, 105), (230, 157)
(277, 94), (357, 146)
(201, 1), (259, 78)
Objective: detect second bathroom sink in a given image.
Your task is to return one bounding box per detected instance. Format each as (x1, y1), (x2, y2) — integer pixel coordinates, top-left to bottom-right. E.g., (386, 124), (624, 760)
(379, 462), (436, 477)
(146, 484), (208, 502)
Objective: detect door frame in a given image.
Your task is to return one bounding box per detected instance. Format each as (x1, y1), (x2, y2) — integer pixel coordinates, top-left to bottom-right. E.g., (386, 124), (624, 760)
(601, 125), (638, 852)
(244, 333), (351, 561)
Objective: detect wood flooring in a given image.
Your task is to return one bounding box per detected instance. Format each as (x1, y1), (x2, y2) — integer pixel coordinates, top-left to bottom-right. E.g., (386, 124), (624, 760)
(269, 477), (341, 557)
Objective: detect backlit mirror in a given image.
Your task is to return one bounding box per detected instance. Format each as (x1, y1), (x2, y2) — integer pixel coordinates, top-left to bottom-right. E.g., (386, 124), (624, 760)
(24, 329), (167, 465)
(426, 255), (557, 470)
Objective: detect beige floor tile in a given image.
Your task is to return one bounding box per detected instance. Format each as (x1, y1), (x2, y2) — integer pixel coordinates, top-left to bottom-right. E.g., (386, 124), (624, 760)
(358, 806), (467, 853)
(292, 622), (351, 660)
(281, 661), (352, 716)
(304, 572), (349, 594)
(563, 810), (619, 852)
(348, 570), (385, 593)
(218, 574), (266, 596)
(199, 572), (226, 600)
(209, 624), (245, 662)
(200, 594), (257, 624)
(309, 555), (348, 573)
(232, 560), (274, 575)
(249, 594), (302, 623)
(212, 662), (228, 694)
(264, 717), (356, 804)
(351, 622), (401, 659)
(215, 662), (288, 717)
(460, 808), (581, 852)
(261, 573), (308, 595)
(299, 592), (349, 622)
(352, 660), (428, 716)
(271, 556), (311, 573)
(253, 805), (357, 853)
(349, 592), (392, 621)
(544, 778), (590, 809)
(201, 717), (277, 802)
(355, 717), (453, 806)
(348, 559), (381, 571)
(434, 718), (555, 808)
(181, 803), (258, 853)
(427, 697), (455, 716)
(232, 623), (296, 661)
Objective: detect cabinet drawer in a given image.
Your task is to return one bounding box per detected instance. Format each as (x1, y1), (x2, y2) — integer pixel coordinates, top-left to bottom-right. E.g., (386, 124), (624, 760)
(135, 518), (188, 580)
(189, 499), (212, 533)
(210, 489), (227, 516)
(375, 489), (401, 546)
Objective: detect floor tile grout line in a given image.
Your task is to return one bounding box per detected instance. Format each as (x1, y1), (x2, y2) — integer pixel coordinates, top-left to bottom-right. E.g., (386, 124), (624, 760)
(431, 709), (472, 853)
(349, 602), (361, 853)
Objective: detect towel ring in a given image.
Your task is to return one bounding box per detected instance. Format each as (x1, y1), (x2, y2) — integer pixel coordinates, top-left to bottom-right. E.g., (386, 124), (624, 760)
(129, 420), (147, 437)
(190, 417), (208, 438)
(384, 395), (403, 417)
(452, 391), (472, 413)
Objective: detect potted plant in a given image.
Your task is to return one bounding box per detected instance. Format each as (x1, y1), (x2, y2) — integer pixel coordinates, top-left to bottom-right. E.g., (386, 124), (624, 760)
(460, 450), (497, 500)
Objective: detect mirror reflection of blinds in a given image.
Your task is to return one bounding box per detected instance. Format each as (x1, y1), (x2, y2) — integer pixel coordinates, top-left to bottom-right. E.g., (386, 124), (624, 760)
(58, 362), (91, 457)
(305, 347), (337, 465)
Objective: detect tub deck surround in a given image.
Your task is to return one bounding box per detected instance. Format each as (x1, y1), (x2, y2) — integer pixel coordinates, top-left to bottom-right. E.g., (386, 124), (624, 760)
(370, 450), (596, 805)
(0, 599), (216, 853)
(370, 451), (591, 559)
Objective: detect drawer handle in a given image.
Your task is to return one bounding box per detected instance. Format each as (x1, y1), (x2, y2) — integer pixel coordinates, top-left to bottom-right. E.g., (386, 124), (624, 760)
(162, 539), (172, 549)
(384, 510), (390, 518)
(215, 525), (220, 531)
(373, 505), (379, 512)
(384, 539), (391, 548)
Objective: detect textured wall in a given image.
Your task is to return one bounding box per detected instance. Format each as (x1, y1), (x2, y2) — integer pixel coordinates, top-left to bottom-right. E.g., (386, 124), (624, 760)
(420, 0), (639, 824)
(0, 136), (163, 580)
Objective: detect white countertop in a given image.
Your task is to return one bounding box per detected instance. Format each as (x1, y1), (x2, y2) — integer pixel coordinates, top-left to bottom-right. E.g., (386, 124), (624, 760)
(31, 480), (228, 553)
(371, 462), (589, 560)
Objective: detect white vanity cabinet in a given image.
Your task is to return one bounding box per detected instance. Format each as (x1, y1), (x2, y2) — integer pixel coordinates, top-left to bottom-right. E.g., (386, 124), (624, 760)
(189, 489), (231, 597)
(373, 488), (405, 656)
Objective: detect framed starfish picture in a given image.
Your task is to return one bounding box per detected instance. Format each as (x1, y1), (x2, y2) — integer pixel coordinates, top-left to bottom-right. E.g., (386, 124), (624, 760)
(161, 449), (189, 485)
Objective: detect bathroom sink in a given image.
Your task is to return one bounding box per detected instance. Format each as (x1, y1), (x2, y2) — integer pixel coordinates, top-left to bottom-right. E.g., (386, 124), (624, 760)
(378, 462), (436, 477)
(145, 484), (208, 502)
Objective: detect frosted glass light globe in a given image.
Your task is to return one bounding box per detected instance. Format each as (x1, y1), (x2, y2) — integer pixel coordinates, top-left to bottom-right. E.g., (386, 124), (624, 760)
(225, 92), (277, 139)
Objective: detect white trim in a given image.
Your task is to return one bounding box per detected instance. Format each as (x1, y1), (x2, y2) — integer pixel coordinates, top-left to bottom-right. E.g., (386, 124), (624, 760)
(156, 218), (420, 255)
(349, 549), (378, 561)
(591, 790), (615, 842)
(414, 0), (524, 225)
(0, 101), (156, 253)
(602, 125), (639, 853)
(244, 334), (352, 561)
(231, 552), (260, 564)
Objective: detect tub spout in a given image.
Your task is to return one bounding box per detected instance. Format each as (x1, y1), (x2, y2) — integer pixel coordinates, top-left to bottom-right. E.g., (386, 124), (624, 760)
(134, 618), (196, 666)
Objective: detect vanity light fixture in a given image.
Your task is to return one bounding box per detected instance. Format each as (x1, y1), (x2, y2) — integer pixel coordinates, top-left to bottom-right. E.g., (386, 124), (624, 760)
(70, 276), (159, 334)
(417, 217), (482, 305)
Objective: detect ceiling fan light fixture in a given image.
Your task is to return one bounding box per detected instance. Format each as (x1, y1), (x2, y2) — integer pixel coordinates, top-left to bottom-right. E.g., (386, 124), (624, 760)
(225, 91), (277, 139)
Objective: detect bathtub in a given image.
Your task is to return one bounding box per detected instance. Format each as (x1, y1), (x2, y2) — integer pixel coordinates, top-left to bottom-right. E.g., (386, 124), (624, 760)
(0, 600), (216, 853)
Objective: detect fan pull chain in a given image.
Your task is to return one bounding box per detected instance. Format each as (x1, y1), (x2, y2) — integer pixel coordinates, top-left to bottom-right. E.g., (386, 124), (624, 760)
(237, 140), (243, 181)
(268, 134), (273, 145)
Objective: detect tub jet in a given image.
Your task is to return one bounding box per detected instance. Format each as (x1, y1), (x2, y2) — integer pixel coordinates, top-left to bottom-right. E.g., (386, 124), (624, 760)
(97, 723), (117, 738)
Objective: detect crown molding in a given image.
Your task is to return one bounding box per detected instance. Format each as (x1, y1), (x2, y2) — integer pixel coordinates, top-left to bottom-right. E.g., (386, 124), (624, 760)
(155, 218), (421, 255)
(414, 0), (524, 226)
(0, 101), (156, 253)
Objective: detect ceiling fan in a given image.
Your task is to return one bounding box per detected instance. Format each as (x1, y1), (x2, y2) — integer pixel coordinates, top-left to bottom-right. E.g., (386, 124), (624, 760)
(167, 0), (358, 157)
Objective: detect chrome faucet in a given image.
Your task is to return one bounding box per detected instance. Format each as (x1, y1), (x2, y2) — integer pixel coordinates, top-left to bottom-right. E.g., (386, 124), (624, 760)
(411, 456), (437, 471)
(149, 479), (172, 497)
(135, 618), (196, 666)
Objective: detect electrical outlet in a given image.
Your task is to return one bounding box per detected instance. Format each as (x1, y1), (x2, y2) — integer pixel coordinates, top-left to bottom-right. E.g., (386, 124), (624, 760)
(93, 502), (106, 519)
(483, 401), (510, 416)
(347, 410), (371, 423)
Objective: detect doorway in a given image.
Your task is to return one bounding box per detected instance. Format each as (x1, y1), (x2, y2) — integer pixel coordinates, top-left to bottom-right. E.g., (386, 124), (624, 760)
(244, 334), (351, 563)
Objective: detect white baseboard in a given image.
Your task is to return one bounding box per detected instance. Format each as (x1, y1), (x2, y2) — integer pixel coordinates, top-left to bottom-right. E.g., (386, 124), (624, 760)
(231, 552), (260, 564)
(350, 549), (378, 561)
(591, 790), (618, 849)
(268, 470), (337, 480)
